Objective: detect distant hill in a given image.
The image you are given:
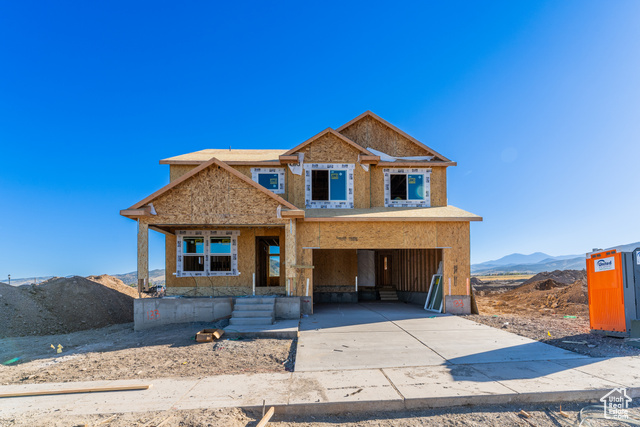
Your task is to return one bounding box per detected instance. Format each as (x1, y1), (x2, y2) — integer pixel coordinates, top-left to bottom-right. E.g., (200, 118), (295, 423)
(4, 269), (166, 287)
(111, 269), (166, 286)
(472, 241), (640, 275)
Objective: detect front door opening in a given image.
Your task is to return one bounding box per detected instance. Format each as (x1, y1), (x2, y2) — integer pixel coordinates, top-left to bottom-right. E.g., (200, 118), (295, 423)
(256, 237), (280, 287)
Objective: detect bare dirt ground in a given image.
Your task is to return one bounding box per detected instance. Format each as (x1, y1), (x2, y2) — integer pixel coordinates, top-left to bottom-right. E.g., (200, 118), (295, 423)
(0, 321), (296, 385)
(467, 270), (640, 357)
(3, 400), (639, 426)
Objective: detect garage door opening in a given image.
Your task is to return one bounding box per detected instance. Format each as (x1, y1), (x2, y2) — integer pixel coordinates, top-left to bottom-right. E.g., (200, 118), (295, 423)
(312, 248), (443, 306)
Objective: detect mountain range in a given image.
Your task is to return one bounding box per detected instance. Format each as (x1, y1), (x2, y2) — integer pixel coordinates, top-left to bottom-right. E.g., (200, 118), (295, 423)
(472, 241), (640, 275)
(5, 242), (640, 284)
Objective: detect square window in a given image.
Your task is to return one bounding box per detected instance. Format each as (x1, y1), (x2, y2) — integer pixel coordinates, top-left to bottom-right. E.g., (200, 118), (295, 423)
(183, 256), (205, 272)
(329, 170), (347, 201)
(258, 173), (279, 190)
(210, 237), (231, 254)
(183, 237), (204, 254)
(269, 255), (280, 277)
(407, 174), (424, 200)
(390, 174), (407, 200)
(210, 255), (231, 272)
(269, 245), (280, 255)
(311, 170), (329, 200)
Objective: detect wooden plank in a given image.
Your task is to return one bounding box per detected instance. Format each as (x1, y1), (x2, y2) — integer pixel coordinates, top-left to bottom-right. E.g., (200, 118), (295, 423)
(280, 209), (305, 219)
(0, 384), (152, 398)
(282, 128), (374, 157)
(278, 155), (300, 164)
(256, 406), (275, 427)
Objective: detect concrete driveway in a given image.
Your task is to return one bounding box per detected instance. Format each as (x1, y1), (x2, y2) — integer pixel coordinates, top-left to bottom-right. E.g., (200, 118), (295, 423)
(295, 302), (584, 372)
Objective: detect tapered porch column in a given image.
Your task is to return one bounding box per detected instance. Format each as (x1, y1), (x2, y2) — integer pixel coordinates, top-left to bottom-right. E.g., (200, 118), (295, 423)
(285, 219), (297, 296)
(137, 221), (149, 287)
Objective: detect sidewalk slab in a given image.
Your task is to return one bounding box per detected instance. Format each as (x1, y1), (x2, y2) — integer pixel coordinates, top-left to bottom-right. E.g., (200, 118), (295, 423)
(285, 369), (404, 414)
(382, 365), (516, 405)
(552, 356), (640, 393)
(295, 331), (445, 372)
(471, 360), (624, 394)
(176, 372), (292, 409)
(70, 378), (199, 415)
(410, 329), (584, 364)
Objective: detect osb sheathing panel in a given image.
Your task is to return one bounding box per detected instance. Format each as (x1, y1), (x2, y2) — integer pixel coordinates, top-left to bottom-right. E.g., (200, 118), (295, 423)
(313, 249), (358, 288)
(370, 166), (446, 208)
(370, 167), (385, 207)
(165, 286), (286, 297)
(146, 164), (285, 226)
(285, 168), (305, 208)
(430, 167), (447, 207)
(353, 164), (369, 209)
(315, 222), (445, 249)
(294, 132), (362, 163)
(137, 222), (149, 281)
(231, 165), (252, 179)
(170, 165), (197, 182)
(437, 222), (470, 297)
(165, 227), (283, 290)
(339, 115), (432, 157)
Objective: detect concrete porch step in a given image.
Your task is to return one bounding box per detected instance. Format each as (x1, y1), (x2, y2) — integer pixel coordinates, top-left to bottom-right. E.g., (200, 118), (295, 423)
(233, 310), (275, 318)
(234, 298), (275, 305)
(229, 317), (275, 326)
(233, 303), (275, 311)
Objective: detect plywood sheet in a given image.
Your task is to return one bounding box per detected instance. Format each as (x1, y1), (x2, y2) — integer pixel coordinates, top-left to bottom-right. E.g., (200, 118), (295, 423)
(430, 166), (447, 207)
(170, 165), (197, 182)
(313, 249), (358, 288)
(148, 163), (285, 226)
(339, 115), (432, 158)
(295, 132), (361, 163)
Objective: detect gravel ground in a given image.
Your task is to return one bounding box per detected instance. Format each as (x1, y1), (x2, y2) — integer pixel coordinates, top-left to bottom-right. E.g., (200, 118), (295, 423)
(3, 400), (639, 426)
(0, 321), (296, 385)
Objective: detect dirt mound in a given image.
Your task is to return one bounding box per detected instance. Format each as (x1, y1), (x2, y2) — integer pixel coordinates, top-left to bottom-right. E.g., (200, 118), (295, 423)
(0, 276), (136, 338)
(86, 274), (139, 298)
(522, 270), (586, 286)
(474, 270), (589, 317)
(470, 277), (484, 286)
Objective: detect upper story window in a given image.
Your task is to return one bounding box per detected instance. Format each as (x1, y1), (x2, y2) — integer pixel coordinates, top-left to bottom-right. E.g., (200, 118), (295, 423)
(384, 168), (431, 207)
(176, 230), (239, 277)
(251, 168), (285, 194)
(304, 163), (354, 209)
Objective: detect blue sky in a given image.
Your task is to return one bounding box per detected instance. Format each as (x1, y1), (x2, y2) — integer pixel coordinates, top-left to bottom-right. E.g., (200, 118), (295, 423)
(1, 1), (639, 279)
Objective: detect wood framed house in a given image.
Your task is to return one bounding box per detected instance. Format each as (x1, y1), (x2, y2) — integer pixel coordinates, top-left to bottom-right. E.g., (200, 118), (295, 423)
(120, 111), (482, 313)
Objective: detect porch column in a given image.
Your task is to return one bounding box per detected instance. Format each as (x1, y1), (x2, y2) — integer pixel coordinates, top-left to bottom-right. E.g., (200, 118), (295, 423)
(137, 221), (149, 287)
(285, 219), (297, 296)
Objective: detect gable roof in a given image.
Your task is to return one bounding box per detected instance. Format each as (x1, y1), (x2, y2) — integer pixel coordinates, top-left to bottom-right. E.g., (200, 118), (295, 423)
(282, 128), (375, 157)
(336, 111), (452, 162)
(127, 157), (299, 211)
(160, 149), (287, 165)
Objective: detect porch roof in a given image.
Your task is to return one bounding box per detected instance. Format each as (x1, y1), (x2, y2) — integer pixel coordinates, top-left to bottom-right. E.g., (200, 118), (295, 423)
(303, 205), (482, 222)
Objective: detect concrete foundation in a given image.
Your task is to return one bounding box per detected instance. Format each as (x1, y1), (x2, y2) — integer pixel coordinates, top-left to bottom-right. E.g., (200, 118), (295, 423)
(273, 296), (301, 319)
(444, 295), (471, 315)
(134, 297), (233, 331)
(397, 291), (428, 306)
(135, 296), (302, 331)
(314, 292), (358, 303)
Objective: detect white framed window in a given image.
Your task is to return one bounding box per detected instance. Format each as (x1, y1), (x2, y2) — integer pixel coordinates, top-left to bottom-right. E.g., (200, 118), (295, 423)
(304, 163), (354, 209)
(384, 168), (431, 207)
(176, 230), (240, 277)
(251, 168), (285, 194)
